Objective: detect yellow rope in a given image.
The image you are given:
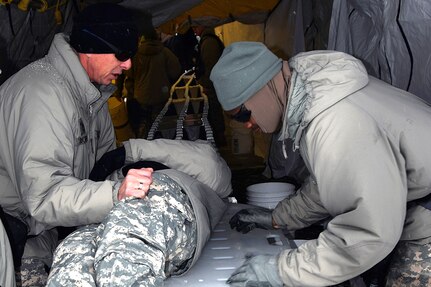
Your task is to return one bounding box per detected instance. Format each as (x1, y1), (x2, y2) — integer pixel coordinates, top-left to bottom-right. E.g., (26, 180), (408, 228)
(0, 0), (14, 5)
(44, 0), (67, 11)
(37, 0), (48, 12)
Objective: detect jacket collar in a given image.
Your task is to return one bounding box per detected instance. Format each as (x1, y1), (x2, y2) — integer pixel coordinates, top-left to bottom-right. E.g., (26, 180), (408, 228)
(46, 33), (115, 113)
(279, 50), (369, 154)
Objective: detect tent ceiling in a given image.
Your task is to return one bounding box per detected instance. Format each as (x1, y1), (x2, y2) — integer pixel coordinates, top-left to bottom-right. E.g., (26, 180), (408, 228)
(120, 0), (201, 28)
(120, 0), (279, 33)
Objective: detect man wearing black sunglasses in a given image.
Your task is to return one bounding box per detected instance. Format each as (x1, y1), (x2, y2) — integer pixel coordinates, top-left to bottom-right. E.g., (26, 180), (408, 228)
(0, 3), (156, 285)
(211, 42), (431, 286)
(69, 5), (139, 85)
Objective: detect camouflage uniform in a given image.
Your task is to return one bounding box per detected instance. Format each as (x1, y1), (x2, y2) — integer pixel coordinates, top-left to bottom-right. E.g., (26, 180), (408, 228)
(47, 172), (197, 287)
(385, 240), (431, 286)
(18, 258), (49, 287)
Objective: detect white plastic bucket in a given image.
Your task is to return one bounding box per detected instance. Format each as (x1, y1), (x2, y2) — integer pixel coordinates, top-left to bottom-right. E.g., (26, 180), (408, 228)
(246, 182), (295, 209)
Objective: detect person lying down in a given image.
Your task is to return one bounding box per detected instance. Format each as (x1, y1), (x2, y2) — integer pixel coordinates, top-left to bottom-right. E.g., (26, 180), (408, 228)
(46, 139), (232, 286)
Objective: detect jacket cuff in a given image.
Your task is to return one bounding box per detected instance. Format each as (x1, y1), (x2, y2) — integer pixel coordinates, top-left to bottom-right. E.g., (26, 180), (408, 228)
(122, 140), (134, 164)
(112, 181), (121, 203)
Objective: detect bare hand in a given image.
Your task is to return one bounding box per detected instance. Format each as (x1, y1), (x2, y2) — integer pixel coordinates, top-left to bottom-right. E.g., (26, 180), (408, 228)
(117, 168), (153, 200)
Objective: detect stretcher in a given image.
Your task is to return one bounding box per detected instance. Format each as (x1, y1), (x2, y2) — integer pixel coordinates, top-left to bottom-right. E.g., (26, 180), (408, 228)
(165, 202), (306, 286)
(147, 71), (215, 147)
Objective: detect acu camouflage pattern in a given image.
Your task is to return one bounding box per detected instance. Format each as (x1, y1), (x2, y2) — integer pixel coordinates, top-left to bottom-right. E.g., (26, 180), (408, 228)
(17, 258), (48, 287)
(47, 172), (197, 287)
(385, 240), (431, 287)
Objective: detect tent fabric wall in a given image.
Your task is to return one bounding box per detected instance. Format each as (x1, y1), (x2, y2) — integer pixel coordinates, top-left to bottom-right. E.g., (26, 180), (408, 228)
(328, 0), (431, 104)
(264, 0), (333, 60)
(215, 21), (264, 46)
(265, 0), (305, 60)
(0, 0), (74, 83)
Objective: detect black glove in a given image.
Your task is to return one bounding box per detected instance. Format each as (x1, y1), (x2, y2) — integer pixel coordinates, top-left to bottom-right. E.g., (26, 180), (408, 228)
(229, 207), (273, 234)
(121, 160), (170, 177)
(89, 146), (125, 181)
(227, 254), (283, 287)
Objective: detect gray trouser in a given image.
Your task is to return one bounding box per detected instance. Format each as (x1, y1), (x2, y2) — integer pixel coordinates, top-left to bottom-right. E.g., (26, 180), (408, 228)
(47, 172), (197, 287)
(385, 240), (431, 286)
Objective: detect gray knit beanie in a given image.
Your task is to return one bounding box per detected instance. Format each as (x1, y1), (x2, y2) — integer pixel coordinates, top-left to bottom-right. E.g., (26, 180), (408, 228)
(210, 41), (282, 110)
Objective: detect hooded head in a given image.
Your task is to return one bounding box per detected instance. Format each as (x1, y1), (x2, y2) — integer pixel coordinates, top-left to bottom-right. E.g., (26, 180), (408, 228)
(70, 2), (139, 61)
(210, 41), (282, 111)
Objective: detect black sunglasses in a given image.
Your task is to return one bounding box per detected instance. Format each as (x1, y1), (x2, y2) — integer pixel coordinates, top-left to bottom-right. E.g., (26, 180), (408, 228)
(81, 29), (132, 62)
(230, 104), (251, 123)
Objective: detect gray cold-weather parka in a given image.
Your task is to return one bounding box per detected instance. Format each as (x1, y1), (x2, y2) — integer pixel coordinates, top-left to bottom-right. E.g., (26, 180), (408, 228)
(271, 51), (431, 286)
(0, 33), (118, 235)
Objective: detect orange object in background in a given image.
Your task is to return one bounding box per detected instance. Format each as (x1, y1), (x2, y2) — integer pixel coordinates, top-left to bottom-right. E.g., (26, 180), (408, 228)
(108, 96), (134, 146)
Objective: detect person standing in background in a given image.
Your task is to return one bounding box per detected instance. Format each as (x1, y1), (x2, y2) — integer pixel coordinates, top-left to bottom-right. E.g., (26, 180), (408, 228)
(193, 25), (227, 147)
(164, 27), (198, 72)
(125, 16), (182, 138)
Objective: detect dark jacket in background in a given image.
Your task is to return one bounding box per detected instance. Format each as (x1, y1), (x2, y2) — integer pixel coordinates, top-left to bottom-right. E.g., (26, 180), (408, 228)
(125, 39), (182, 137)
(196, 28), (226, 147)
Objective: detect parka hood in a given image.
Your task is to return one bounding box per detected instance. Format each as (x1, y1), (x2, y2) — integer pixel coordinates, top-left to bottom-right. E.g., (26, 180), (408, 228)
(281, 50), (369, 151)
